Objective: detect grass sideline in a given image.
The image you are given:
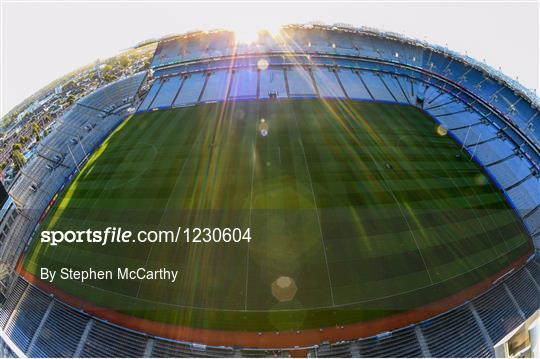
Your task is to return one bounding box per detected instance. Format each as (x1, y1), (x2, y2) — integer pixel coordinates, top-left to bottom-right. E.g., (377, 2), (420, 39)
(24, 99), (532, 332)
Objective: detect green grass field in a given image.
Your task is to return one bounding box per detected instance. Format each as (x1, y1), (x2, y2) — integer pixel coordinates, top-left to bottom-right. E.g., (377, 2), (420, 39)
(24, 99), (532, 331)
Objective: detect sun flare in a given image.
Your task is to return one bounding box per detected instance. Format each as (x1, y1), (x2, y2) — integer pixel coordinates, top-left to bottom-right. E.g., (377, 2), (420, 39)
(230, 24), (282, 44)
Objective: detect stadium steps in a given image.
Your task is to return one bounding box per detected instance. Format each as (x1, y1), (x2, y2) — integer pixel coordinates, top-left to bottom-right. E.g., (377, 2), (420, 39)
(3, 286), (52, 352)
(37, 153), (70, 169)
(393, 76), (413, 104)
(504, 173), (535, 192)
(485, 153), (516, 168)
(527, 261), (540, 287)
(27, 301), (89, 358)
(487, 155), (532, 189)
(314, 341), (353, 357)
(425, 94), (452, 110)
(524, 204), (540, 220)
(471, 284), (524, 344)
(0, 277), (28, 328)
(357, 326), (423, 357)
(79, 72), (146, 113)
(467, 138), (515, 165)
(359, 71), (394, 102)
(311, 261), (540, 357)
(504, 266), (540, 318)
(76, 103), (111, 116)
(152, 338), (234, 358)
(0, 262), (538, 357)
(239, 348), (283, 357)
(507, 178), (540, 218)
(80, 320), (148, 357)
(420, 307), (493, 357)
(9, 104), (125, 211)
(376, 74), (403, 103)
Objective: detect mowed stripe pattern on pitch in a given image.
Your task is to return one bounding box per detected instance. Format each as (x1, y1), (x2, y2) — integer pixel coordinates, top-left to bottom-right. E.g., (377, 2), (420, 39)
(24, 99), (531, 331)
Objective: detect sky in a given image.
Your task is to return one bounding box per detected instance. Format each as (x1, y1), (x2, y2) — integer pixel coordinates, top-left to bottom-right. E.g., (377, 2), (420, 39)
(1, 0), (539, 117)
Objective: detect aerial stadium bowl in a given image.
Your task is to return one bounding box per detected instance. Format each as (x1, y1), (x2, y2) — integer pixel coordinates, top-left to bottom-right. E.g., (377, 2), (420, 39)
(4, 24), (540, 357)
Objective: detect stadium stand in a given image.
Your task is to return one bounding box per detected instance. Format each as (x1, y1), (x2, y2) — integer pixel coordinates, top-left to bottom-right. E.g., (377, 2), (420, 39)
(200, 71), (230, 103)
(420, 307), (493, 357)
(27, 302), (89, 358)
(138, 79), (163, 110)
(359, 71), (395, 102)
(504, 269), (540, 319)
(80, 320), (148, 358)
(488, 156), (533, 190)
(78, 72), (146, 113)
(337, 70), (372, 100)
(356, 326), (423, 358)
(471, 285), (525, 345)
(142, 47), (540, 247)
(1, 24), (538, 356)
(0, 259), (536, 357)
(152, 338), (234, 358)
(3, 72), (147, 287)
(0, 278), (28, 328)
(259, 69), (287, 99)
(173, 73), (206, 107)
(229, 68), (258, 99)
(9, 72), (147, 211)
(311, 67), (345, 98)
(3, 285), (51, 352)
(150, 76), (183, 109)
(286, 67), (318, 97)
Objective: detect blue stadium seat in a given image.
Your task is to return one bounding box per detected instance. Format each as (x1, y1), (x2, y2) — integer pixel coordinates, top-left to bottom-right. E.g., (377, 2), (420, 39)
(229, 68), (258, 99)
(151, 76), (183, 108)
(337, 70), (371, 100)
(287, 67), (318, 97)
(259, 69), (287, 99)
(312, 67), (345, 98)
(200, 71), (231, 102)
(173, 73), (206, 106)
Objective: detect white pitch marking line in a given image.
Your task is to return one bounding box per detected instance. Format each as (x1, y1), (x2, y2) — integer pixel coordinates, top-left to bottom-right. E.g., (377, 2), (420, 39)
(244, 138), (256, 311)
(292, 108), (336, 306)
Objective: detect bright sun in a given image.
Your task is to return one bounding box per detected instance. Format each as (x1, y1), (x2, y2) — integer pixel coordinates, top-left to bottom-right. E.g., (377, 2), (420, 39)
(231, 25), (258, 44)
(230, 24), (282, 44)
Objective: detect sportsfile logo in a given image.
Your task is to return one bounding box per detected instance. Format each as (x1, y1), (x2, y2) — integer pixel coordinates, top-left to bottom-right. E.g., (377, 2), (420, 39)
(40, 227), (252, 246)
(40, 227), (177, 246)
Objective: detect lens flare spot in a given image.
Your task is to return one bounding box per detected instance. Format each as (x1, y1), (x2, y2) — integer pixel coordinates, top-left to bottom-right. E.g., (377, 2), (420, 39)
(259, 120), (269, 137)
(271, 276), (298, 302)
(257, 58), (269, 71)
(436, 125), (448, 136)
(475, 173), (489, 186)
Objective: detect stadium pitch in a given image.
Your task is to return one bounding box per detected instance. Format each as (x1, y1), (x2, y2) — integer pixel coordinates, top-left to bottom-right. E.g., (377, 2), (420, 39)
(23, 99), (532, 332)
